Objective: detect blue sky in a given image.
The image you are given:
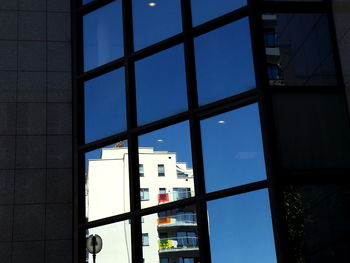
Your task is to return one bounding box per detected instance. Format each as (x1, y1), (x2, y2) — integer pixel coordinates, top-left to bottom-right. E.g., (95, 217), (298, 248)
(83, 1), (277, 262)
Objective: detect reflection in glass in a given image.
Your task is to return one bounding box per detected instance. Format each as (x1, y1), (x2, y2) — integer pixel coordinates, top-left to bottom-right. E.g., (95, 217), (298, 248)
(82, 0), (95, 4)
(191, 0), (246, 26)
(201, 104), (266, 192)
(138, 121), (194, 209)
(84, 68), (126, 143)
(85, 141), (129, 221)
(132, 0), (182, 50)
(142, 205), (199, 263)
(263, 13), (336, 86)
(264, 0), (320, 1)
(86, 221), (131, 263)
(284, 185), (350, 262)
(135, 45), (187, 125)
(208, 190), (277, 263)
(195, 19), (255, 105)
(83, 1), (124, 71)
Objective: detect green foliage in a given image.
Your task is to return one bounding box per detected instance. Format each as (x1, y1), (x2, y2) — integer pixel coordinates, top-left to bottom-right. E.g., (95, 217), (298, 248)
(284, 185), (307, 263)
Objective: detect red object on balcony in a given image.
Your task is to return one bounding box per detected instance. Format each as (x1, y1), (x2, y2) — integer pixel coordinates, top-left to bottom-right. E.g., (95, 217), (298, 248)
(158, 193), (169, 203)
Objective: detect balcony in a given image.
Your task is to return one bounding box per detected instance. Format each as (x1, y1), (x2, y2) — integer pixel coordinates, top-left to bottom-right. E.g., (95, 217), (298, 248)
(158, 193), (169, 203)
(172, 190), (194, 201)
(176, 171), (193, 179)
(158, 191), (195, 204)
(158, 237), (198, 253)
(158, 214), (197, 227)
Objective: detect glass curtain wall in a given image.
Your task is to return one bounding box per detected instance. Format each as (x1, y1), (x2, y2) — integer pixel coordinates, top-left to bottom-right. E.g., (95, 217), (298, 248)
(74, 0), (342, 263)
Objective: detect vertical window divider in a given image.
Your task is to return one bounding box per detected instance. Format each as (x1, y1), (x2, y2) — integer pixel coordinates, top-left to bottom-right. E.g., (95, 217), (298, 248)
(248, 1), (291, 262)
(324, 0), (350, 119)
(322, 3), (350, 166)
(122, 0), (143, 262)
(181, 0), (212, 262)
(72, 0), (87, 262)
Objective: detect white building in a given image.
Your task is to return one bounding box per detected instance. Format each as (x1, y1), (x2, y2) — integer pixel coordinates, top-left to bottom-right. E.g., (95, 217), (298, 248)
(86, 147), (199, 263)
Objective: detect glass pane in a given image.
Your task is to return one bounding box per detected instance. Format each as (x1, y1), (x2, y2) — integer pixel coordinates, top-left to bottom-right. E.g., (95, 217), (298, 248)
(201, 104), (266, 192)
(264, 0), (321, 1)
(191, 0), (246, 26)
(84, 68), (126, 143)
(132, 0), (182, 50)
(86, 220), (131, 263)
(82, 0), (95, 4)
(283, 185), (350, 262)
(135, 45), (187, 125)
(83, 1), (124, 71)
(195, 19), (255, 105)
(85, 141), (129, 222)
(271, 93), (350, 169)
(263, 13), (337, 86)
(208, 190), (277, 263)
(138, 121), (194, 209)
(142, 205), (199, 263)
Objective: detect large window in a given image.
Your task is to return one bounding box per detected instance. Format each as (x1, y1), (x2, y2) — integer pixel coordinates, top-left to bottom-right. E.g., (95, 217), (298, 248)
(173, 188), (192, 201)
(76, 0), (343, 263)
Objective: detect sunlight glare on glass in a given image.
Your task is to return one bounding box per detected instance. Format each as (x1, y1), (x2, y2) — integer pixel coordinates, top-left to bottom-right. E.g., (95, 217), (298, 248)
(148, 2), (156, 6)
(157, 139), (164, 142)
(217, 120), (225, 124)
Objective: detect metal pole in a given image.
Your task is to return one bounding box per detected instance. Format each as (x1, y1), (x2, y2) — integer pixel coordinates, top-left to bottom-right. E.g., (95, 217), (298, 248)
(92, 236), (96, 263)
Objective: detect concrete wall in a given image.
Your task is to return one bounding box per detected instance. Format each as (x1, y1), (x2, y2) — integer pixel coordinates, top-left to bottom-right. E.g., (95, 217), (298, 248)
(0, 0), (72, 262)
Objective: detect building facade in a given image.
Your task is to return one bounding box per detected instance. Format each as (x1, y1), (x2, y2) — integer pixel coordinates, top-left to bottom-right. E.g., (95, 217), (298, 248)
(0, 1), (73, 263)
(0, 0), (350, 263)
(86, 147), (197, 263)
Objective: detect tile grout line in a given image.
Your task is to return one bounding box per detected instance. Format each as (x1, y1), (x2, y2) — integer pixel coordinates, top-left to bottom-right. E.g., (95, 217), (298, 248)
(9, 0), (19, 261)
(44, 0), (48, 261)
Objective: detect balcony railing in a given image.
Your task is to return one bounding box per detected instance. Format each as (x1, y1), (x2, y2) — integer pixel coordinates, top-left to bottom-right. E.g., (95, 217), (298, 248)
(158, 237), (198, 252)
(173, 190), (194, 201)
(158, 193), (169, 203)
(157, 213), (197, 226)
(176, 171), (193, 178)
(158, 191), (195, 203)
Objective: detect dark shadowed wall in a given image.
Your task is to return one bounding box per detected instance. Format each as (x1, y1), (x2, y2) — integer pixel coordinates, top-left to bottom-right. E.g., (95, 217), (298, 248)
(0, 0), (72, 262)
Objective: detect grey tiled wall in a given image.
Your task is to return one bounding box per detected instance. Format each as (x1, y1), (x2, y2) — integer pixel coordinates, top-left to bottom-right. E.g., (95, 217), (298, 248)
(0, 0), (72, 262)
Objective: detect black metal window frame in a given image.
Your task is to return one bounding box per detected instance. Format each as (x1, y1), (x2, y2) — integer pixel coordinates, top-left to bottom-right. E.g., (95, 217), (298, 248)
(72, 1), (345, 263)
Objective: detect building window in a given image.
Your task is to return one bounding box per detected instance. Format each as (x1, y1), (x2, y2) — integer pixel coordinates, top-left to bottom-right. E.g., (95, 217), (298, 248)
(176, 211), (196, 223)
(159, 188), (166, 194)
(142, 233), (149, 246)
(158, 164), (165, 176)
(140, 188), (149, 201)
(139, 164), (144, 177)
(264, 30), (277, 47)
(173, 188), (191, 201)
(158, 211), (167, 217)
(267, 64), (280, 80)
(160, 258), (169, 263)
(178, 258), (196, 263)
(176, 232), (197, 247)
